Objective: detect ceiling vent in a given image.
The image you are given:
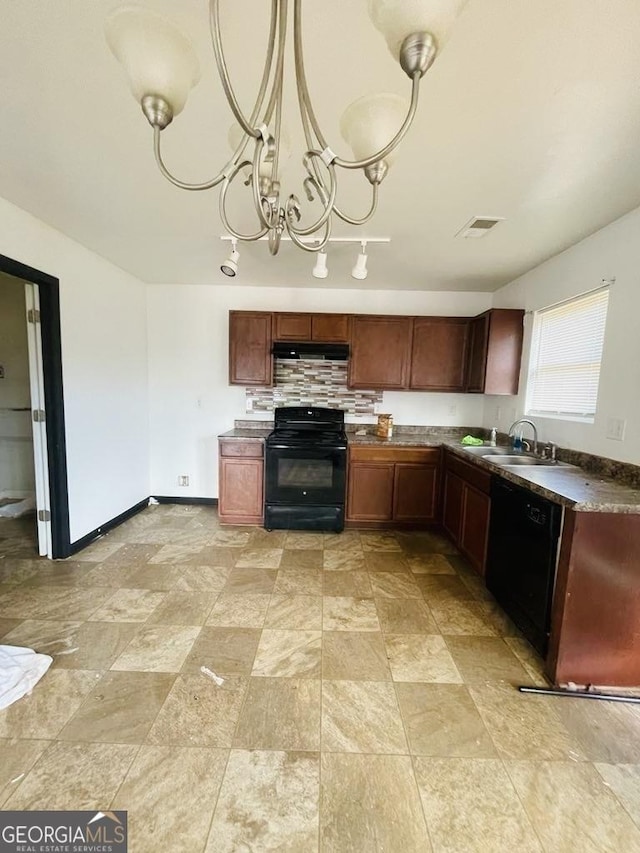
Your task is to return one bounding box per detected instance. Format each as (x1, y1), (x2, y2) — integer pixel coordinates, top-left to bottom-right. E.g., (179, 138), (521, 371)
(456, 216), (504, 239)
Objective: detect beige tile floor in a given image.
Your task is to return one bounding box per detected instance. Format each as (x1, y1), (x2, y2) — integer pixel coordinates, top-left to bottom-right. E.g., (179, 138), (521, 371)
(1, 506), (640, 851)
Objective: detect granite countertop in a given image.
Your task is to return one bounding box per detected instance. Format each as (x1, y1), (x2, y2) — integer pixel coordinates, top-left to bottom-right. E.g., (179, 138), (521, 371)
(445, 442), (640, 514)
(218, 428), (271, 441)
(218, 423), (640, 513)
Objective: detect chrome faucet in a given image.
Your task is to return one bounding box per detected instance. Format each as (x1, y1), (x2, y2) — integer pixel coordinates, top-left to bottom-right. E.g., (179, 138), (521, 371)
(508, 418), (538, 454)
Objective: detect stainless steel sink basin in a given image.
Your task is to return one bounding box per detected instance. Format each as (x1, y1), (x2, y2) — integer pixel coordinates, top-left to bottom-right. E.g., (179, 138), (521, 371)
(459, 446), (512, 456)
(459, 446), (575, 468)
(489, 455), (573, 467)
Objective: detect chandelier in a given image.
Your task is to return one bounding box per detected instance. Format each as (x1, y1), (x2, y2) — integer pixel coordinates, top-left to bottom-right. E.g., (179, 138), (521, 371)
(105, 1), (468, 263)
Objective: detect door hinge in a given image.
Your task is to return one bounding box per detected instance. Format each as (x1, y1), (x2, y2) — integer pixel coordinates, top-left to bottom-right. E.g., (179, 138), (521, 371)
(38, 509), (51, 522)
(27, 308), (41, 324)
(32, 409), (46, 422)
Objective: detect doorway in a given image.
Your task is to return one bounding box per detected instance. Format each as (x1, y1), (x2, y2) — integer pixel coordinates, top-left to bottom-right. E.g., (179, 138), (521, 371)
(0, 276), (37, 554)
(0, 255), (70, 559)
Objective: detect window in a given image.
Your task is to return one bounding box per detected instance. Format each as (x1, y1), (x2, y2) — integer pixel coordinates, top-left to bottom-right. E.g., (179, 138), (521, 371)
(526, 286), (609, 421)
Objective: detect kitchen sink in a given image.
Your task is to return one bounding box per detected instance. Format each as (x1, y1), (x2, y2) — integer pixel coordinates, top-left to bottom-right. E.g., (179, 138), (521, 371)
(489, 455), (572, 467)
(459, 445), (512, 456)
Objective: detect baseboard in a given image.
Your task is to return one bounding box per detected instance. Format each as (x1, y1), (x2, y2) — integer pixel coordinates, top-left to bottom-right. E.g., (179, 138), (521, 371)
(152, 496), (217, 506)
(68, 498), (149, 555)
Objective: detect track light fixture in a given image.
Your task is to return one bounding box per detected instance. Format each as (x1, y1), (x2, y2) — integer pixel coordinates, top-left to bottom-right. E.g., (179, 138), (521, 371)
(312, 251), (329, 279)
(105, 1), (469, 260)
(221, 239), (239, 277)
(351, 242), (368, 280)
(219, 234), (388, 279)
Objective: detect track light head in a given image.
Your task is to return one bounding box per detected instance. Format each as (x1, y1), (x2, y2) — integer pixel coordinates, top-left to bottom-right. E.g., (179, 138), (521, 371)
(221, 240), (240, 277)
(351, 242), (368, 280)
(312, 250), (328, 279)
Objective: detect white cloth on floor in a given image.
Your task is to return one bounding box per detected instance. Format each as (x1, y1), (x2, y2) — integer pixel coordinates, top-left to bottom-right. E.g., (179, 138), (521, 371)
(0, 644), (53, 710)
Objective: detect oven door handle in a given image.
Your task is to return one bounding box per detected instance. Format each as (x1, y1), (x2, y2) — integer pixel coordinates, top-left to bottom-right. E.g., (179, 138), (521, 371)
(267, 444), (346, 451)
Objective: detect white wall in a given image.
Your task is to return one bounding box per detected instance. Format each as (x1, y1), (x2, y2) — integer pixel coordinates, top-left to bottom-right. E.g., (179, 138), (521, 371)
(486, 205), (640, 465)
(147, 285), (491, 498)
(0, 276), (34, 494)
(0, 197), (150, 541)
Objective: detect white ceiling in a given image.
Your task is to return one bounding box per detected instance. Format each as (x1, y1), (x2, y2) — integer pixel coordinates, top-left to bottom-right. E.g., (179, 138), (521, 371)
(2, 0), (640, 292)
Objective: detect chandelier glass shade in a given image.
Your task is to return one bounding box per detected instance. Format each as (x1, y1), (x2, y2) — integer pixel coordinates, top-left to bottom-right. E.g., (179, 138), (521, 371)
(105, 0), (468, 259)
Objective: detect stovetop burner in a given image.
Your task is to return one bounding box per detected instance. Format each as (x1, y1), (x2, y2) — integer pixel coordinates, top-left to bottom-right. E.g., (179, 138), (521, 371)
(267, 406), (347, 448)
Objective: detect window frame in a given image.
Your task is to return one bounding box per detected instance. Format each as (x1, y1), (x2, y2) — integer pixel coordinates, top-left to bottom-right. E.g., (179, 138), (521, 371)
(525, 285), (610, 424)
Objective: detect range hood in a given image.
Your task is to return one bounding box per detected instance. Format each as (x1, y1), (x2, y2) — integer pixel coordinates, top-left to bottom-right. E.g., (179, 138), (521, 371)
(272, 341), (349, 361)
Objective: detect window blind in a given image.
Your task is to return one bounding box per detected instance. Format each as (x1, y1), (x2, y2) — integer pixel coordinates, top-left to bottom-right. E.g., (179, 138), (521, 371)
(527, 287), (609, 419)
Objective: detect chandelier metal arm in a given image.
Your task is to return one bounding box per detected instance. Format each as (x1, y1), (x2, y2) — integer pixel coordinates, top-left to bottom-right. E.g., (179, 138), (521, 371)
(293, 0), (329, 152)
(209, 0), (278, 138)
(262, 0), (288, 132)
(288, 220), (332, 253)
(333, 183), (380, 226)
(333, 73), (422, 170)
(219, 164), (270, 241)
(286, 155), (337, 237)
(152, 126), (226, 190)
(251, 137), (275, 231)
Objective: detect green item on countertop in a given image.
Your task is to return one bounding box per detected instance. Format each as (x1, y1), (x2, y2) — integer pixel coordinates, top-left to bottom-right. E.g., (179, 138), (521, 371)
(460, 435), (484, 446)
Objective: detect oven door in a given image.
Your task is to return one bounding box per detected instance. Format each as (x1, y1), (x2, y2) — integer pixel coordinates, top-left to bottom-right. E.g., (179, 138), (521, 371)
(265, 444), (347, 506)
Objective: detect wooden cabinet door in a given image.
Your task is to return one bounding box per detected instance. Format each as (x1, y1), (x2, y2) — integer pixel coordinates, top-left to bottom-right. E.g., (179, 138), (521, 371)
(274, 313), (312, 341)
(229, 311), (273, 386)
(346, 462), (395, 521)
(483, 309), (525, 395)
(393, 463), (439, 523)
(348, 316), (412, 389)
(442, 469), (464, 542)
(465, 314), (489, 392)
(218, 457), (264, 524)
(465, 309), (524, 395)
(311, 313), (349, 342)
(410, 317), (469, 391)
(460, 484), (491, 575)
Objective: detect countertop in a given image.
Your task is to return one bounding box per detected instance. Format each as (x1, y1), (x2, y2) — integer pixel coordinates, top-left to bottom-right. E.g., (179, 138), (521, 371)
(218, 426), (640, 513)
(444, 443), (640, 514)
(219, 428), (271, 441)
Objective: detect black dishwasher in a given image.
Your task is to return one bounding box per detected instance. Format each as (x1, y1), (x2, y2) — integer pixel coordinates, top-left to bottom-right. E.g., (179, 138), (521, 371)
(486, 476), (562, 656)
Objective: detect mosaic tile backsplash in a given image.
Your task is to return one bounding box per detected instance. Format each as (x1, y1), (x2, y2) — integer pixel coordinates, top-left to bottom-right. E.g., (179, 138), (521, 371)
(246, 358), (382, 415)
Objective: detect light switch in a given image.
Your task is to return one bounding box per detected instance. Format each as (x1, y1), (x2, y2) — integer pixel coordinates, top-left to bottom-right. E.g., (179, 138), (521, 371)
(606, 417), (626, 441)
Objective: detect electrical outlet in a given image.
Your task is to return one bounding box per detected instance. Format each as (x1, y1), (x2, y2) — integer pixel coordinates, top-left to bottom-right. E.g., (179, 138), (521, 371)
(178, 475), (190, 487)
(606, 418), (626, 441)
(495, 405), (501, 421)
(447, 404), (457, 416)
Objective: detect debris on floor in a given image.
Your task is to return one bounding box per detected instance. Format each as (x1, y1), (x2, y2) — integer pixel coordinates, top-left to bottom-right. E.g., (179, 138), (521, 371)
(0, 644), (52, 710)
(200, 666), (225, 686)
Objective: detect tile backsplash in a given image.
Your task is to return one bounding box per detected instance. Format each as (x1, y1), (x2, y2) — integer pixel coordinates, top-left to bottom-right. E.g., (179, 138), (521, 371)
(246, 358), (382, 416)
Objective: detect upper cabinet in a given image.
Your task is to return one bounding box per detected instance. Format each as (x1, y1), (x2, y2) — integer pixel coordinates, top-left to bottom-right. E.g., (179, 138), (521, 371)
(348, 315), (412, 389)
(228, 308), (524, 394)
(410, 317), (469, 392)
(310, 313), (349, 342)
(274, 312), (349, 342)
(465, 309), (524, 395)
(229, 311), (273, 386)
(273, 313), (312, 341)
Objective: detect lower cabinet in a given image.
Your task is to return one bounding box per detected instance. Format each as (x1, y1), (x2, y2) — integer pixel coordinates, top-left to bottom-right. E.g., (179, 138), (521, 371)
(443, 451), (491, 575)
(218, 439), (264, 525)
(346, 446), (440, 527)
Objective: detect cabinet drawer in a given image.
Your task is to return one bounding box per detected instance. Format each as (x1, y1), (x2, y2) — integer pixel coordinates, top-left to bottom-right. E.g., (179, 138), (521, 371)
(350, 445), (439, 464)
(446, 453), (491, 494)
(219, 440), (264, 458)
